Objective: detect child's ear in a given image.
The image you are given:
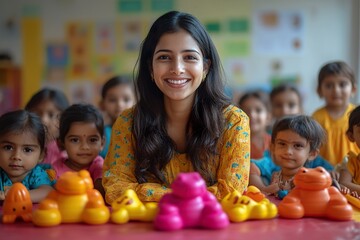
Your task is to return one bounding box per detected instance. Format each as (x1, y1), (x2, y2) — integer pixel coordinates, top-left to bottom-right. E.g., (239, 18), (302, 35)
(347, 130), (355, 142)
(308, 149), (319, 161)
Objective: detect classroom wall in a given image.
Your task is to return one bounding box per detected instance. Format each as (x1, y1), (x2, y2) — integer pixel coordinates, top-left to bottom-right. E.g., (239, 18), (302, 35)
(0, 0), (358, 114)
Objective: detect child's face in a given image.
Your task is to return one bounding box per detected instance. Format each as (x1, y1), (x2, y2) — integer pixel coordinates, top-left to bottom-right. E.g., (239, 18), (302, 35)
(29, 99), (61, 141)
(240, 96), (270, 134)
(271, 130), (317, 170)
(271, 90), (302, 119)
(0, 131), (42, 182)
(62, 122), (104, 170)
(102, 84), (135, 123)
(318, 75), (355, 108)
(347, 124), (360, 148)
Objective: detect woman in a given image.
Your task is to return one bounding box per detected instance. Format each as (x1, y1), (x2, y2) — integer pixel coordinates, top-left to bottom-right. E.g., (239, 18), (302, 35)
(103, 11), (250, 204)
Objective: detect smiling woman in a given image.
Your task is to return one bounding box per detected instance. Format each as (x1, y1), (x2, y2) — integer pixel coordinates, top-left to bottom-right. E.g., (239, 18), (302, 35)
(102, 11), (251, 205)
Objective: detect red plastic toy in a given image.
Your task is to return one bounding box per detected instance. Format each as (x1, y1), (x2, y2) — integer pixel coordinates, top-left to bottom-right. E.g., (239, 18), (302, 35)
(2, 183), (33, 224)
(154, 172), (229, 231)
(278, 167), (353, 220)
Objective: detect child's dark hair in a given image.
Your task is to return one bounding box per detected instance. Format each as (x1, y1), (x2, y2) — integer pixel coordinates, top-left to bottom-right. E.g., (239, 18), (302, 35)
(271, 115), (326, 152)
(317, 61), (356, 93)
(101, 75), (133, 99)
(0, 110), (46, 152)
(59, 104), (104, 143)
(347, 105), (360, 134)
(25, 88), (69, 112)
(238, 90), (271, 112)
(270, 84), (302, 106)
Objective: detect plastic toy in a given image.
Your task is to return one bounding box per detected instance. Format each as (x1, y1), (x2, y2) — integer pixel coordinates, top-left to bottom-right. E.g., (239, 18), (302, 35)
(344, 194), (360, 209)
(32, 170), (110, 227)
(243, 185), (266, 202)
(2, 183), (33, 224)
(278, 167), (353, 220)
(154, 172), (229, 231)
(111, 189), (158, 224)
(221, 190), (277, 222)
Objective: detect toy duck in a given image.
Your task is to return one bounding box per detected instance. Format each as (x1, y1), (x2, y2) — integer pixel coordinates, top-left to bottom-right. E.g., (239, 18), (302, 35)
(32, 170), (110, 227)
(111, 189), (158, 224)
(243, 185), (266, 202)
(278, 167), (353, 220)
(2, 183), (33, 224)
(221, 190), (277, 222)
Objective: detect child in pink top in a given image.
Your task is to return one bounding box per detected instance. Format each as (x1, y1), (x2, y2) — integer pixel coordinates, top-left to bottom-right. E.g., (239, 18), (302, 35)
(53, 103), (105, 195)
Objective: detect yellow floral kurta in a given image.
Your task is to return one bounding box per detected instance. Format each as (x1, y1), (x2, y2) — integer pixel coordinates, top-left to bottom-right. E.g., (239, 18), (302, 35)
(312, 104), (358, 165)
(102, 105), (250, 204)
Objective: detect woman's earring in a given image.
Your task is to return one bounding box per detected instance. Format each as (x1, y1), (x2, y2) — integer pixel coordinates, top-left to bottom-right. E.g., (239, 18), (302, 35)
(202, 73), (207, 81)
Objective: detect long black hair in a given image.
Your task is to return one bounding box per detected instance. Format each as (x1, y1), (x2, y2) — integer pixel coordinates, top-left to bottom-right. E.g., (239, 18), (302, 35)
(132, 11), (230, 185)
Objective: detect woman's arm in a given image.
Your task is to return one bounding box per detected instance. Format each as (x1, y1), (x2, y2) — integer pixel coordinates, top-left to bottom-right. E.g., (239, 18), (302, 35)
(207, 107), (250, 200)
(102, 112), (171, 204)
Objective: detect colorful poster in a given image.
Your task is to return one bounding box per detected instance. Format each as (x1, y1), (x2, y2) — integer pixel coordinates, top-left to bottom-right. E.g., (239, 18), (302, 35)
(121, 20), (142, 52)
(95, 22), (116, 55)
(46, 42), (69, 67)
(253, 10), (304, 55)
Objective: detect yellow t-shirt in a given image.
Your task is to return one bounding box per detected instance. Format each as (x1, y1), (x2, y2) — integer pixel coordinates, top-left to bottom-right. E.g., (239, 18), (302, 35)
(102, 105), (250, 204)
(347, 151), (360, 185)
(312, 104), (358, 165)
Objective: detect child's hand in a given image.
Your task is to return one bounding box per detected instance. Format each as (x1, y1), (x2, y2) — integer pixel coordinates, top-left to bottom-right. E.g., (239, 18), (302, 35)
(263, 184), (280, 194)
(0, 191), (6, 200)
(329, 171), (340, 181)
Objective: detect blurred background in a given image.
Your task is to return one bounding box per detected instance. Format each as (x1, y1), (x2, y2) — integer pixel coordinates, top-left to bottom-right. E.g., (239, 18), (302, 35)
(0, 0), (359, 115)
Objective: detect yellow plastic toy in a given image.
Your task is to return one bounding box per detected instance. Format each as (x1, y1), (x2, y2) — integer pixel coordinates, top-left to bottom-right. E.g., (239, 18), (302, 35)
(243, 185), (266, 202)
(111, 189), (158, 224)
(221, 190), (278, 222)
(32, 170), (110, 227)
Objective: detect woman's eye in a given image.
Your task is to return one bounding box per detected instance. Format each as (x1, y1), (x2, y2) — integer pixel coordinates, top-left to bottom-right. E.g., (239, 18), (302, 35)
(158, 55), (170, 60)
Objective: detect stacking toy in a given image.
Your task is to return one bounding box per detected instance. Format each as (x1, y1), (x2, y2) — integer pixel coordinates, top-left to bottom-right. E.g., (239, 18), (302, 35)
(111, 189), (158, 224)
(243, 185), (266, 202)
(2, 183), (33, 223)
(278, 167), (353, 220)
(221, 189), (277, 222)
(32, 170), (110, 227)
(154, 172), (229, 231)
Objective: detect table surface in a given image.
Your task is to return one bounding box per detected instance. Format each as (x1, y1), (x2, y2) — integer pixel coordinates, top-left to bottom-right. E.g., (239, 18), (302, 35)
(2, 198), (360, 240)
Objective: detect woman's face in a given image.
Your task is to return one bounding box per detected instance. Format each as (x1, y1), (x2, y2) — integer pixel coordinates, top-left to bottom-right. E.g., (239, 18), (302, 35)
(152, 29), (208, 104)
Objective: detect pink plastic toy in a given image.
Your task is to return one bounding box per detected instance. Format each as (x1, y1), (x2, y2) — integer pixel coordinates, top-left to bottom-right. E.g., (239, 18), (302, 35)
(2, 183), (33, 223)
(154, 172), (229, 231)
(278, 167), (353, 220)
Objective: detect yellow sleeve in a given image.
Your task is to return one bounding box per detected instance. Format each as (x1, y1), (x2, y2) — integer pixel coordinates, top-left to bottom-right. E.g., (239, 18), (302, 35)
(207, 106), (250, 199)
(102, 109), (170, 204)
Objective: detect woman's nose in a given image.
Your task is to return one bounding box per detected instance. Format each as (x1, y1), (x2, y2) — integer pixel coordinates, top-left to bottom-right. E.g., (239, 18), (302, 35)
(170, 58), (185, 75)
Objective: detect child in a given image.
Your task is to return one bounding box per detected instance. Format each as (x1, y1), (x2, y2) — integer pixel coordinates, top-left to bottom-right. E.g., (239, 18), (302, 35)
(339, 105), (360, 196)
(270, 83), (303, 121)
(99, 75), (135, 158)
(238, 90), (271, 159)
(0, 110), (53, 202)
(25, 88), (70, 164)
(52, 103), (105, 195)
(250, 115), (329, 196)
(312, 61), (358, 166)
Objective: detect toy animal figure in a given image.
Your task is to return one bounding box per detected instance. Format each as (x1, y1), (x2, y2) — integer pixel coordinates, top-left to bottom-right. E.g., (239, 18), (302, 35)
(243, 185), (266, 202)
(154, 172), (229, 231)
(111, 189), (158, 224)
(32, 170), (110, 227)
(2, 183), (33, 224)
(221, 190), (277, 222)
(278, 167), (353, 220)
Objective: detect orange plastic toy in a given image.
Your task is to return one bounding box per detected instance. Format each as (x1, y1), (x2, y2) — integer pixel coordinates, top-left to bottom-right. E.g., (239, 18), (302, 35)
(111, 189), (158, 224)
(243, 185), (266, 202)
(2, 183), (33, 223)
(32, 170), (110, 227)
(278, 167), (353, 220)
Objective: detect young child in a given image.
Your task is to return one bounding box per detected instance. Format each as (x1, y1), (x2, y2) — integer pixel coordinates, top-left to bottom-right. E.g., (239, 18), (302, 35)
(52, 103), (105, 195)
(0, 110), (53, 203)
(312, 61), (358, 166)
(25, 88), (70, 164)
(250, 115), (330, 196)
(238, 90), (271, 159)
(270, 83), (303, 121)
(99, 76), (135, 158)
(339, 105), (360, 196)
